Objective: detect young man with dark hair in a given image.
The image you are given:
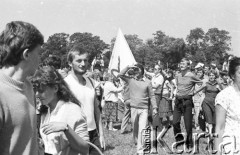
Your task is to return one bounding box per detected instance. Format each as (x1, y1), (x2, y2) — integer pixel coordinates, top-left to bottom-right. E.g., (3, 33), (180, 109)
(0, 21), (44, 155)
(173, 58), (202, 150)
(64, 45), (105, 154)
(118, 63), (158, 154)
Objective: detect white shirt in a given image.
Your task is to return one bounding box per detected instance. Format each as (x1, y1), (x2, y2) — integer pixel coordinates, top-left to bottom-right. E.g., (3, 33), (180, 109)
(151, 73), (164, 93)
(103, 81), (121, 102)
(65, 74), (97, 131)
(40, 101), (89, 155)
(215, 86), (240, 154)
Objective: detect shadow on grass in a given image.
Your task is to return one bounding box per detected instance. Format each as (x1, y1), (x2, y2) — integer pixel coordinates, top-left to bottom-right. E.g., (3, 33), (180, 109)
(105, 144), (115, 151)
(113, 123), (121, 130)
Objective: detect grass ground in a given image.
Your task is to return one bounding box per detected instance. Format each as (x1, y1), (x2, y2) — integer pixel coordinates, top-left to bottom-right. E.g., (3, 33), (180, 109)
(102, 119), (212, 155)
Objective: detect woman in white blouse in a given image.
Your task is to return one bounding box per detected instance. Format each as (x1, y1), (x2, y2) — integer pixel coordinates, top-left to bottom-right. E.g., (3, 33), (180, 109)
(215, 58), (240, 155)
(102, 76), (124, 131)
(32, 66), (89, 155)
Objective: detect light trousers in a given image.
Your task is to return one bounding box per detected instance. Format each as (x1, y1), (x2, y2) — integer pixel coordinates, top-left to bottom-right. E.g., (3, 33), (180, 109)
(131, 108), (148, 154)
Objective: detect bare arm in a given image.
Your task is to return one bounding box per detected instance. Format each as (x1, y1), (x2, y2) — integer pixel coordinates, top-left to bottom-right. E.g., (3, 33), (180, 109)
(148, 82), (158, 110)
(41, 122), (89, 154)
(117, 66), (130, 82)
(110, 84), (124, 93)
(214, 104), (227, 155)
(94, 96), (105, 149)
(144, 70), (155, 78)
(64, 125), (89, 154)
(216, 84), (222, 92)
(0, 102), (3, 130)
(193, 85), (206, 96)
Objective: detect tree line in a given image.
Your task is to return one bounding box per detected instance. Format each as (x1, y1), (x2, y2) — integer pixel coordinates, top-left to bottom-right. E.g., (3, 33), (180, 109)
(41, 27), (233, 70)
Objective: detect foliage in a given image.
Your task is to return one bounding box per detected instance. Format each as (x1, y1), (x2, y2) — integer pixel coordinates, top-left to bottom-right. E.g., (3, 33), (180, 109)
(69, 32), (109, 62)
(186, 27), (231, 67)
(41, 27), (232, 70)
(40, 32), (109, 67)
(41, 33), (69, 63)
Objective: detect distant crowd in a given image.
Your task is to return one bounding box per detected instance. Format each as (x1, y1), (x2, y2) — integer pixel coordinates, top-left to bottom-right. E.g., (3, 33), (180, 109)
(0, 21), (239, 155)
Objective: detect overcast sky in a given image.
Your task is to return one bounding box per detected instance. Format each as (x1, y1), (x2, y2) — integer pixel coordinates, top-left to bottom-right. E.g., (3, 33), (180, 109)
(1, 0), (240, 56)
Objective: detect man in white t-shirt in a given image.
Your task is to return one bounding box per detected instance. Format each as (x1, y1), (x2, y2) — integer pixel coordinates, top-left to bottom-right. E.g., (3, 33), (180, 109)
(64, 45), (105, 154)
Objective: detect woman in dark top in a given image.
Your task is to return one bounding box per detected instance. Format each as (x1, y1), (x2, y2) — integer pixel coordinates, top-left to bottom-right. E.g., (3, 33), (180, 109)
(199, 69), (221, 135)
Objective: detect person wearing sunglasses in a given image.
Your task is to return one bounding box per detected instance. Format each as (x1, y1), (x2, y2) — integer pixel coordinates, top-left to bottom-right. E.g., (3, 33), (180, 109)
(32, 66), (89, 155)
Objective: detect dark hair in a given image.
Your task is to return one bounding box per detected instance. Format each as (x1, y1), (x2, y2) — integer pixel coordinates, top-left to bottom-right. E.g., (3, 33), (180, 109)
(229, 57), (240, 79)
(208, 69), (218, 78)
(135, 63), (144, 75)
(32, 66), (80, 113)
(67, 44), (89, 63)
(167, 70), (174, 81)
(220, 70), (228, 77)
(197, 67), (205, 74)
(0, 21), (44, 67)
(181, 57), (191, 65)
(43, 55), (61, 69)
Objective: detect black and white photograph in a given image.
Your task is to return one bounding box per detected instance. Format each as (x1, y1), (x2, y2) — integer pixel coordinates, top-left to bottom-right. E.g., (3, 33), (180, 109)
(0, 0), (240, 155)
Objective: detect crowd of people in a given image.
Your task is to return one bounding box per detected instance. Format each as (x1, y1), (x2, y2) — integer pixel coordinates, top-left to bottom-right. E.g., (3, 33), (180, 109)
(0, 21), (240, 155)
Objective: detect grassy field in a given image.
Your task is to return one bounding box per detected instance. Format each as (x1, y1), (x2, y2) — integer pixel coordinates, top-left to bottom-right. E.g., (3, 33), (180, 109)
(102, 119), (212, 155)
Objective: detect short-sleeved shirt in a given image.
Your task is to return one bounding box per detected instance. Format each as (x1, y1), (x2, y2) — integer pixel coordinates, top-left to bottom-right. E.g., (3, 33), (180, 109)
(40, 101), (89, 155)
(215, 86), (240, 154)
(151, 73), (164, 94)
(103, 81), (120, 102)
(176, 71), (202, 97)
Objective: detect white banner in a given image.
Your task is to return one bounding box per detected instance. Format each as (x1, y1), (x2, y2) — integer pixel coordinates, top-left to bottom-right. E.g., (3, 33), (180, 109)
(108, 28), (136, 77)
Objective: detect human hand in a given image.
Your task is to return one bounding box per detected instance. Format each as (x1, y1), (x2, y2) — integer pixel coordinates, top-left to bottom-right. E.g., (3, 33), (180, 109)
(41, 122), (68, 135)
(152, 108), (158, 116)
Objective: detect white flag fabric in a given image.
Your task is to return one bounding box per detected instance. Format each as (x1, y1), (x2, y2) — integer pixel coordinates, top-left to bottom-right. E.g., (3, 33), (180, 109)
(108, 28), (136, 76)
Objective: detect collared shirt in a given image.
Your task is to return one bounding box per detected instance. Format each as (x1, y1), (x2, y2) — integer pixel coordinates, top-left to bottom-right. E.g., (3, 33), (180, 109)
(176, 71), (202, 97)
(103, 81), (122, 102)
(40, 100), (89, 155)
(151, 73), (164, 94)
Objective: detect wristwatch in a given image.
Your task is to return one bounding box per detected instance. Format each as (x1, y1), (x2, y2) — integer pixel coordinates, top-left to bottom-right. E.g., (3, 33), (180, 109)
(64, 124), (69, 132)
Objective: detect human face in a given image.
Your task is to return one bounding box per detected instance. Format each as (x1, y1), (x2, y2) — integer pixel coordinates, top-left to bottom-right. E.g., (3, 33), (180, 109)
(35, 85), (56, 106)
(209, 73), (216, 82)
(197, 70), (204, 79)
(27, 45), (42, 75)
(168, 72), (173, 78)
(70, 53), (89, 75)
(180, 60), (189, 71)
(204, 67), (209, 74)
(154, 66), (161, 75)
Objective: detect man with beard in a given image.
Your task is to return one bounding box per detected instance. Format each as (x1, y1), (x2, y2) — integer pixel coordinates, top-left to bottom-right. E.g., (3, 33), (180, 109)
(64, 45), (105, 154)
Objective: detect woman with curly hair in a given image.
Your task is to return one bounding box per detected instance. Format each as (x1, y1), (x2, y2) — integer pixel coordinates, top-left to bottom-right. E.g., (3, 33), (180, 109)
(32, 66), (89, 155)
(195, 69), (221, 135)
